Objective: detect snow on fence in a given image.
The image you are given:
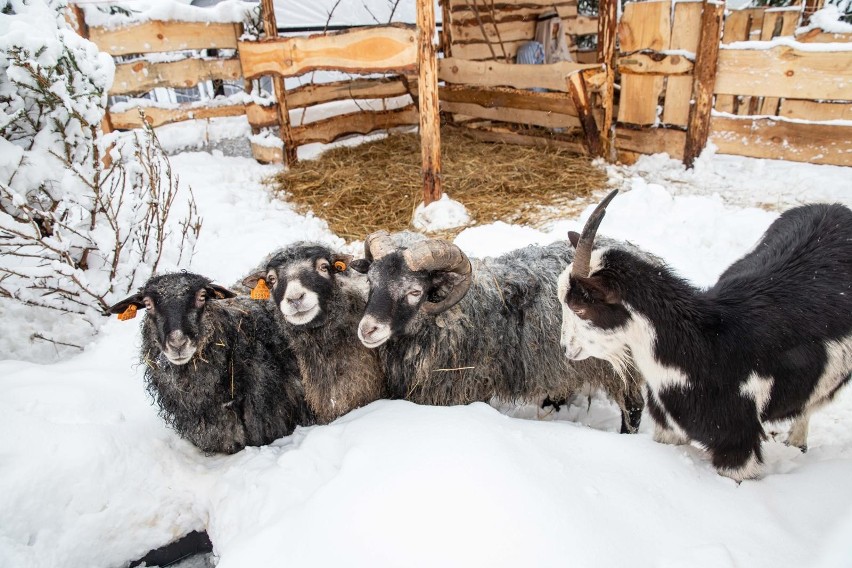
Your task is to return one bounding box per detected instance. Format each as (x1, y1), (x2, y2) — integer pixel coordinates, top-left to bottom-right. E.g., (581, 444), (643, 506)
(615, 0), (852, 168)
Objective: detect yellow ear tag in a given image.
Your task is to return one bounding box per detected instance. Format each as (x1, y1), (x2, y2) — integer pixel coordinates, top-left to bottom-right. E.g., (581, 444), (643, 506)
(118, 304), (138, 321)
(251, 278), (270, 300)
(334, 260), (347, 272)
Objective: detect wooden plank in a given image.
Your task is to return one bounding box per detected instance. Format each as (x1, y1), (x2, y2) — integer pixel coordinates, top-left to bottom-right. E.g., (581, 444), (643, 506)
(617, 74), (664, 125)
(450, 39), (529, 60)
(290, 106), (419, 146)
(663, 2), (704, 127)
(710, 116), (852, 166)
(418, 0), (443, 204)
(287, 78), (412, 109)
(723, 9), (756, 44)
(439, 57), (601, 92)
(619, 1), (671, 53)
(618, 53), (694, 75)
(449, 2), (579, 25)
(441, 101), (581, 128)
(108, 103), (248, 129)
(448, 124), (589, 155)
(89, 21), (239, 55)
(110, 58), (242, 95)
(565, 16), (599, 36)
(567, 72), (602, 156)
(238, 25), (419, 79)
(615, 127), (686, 159)
(670, 1), (703, 53)
(779, 99), (852, 121)
(760, 8), (801, 40)
(251, 142), (284, 164)
(684, 0), (724, 168)
(439, 85), (579, 116)
(599, 0), (617, 160)
(245, 103), (280, 128)
(795, 29), (852, 43)
(453, 18), (535, 44)
(662, 76), (694, 126)
(715, 47), (852, 100)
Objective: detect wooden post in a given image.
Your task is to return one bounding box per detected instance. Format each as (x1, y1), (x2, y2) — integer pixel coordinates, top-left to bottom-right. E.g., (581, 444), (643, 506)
(597, 0), (617, 162)
(260, 0), (298, 166)
(417, 0), (443, 205)
(683, 0), (724, 169)
(440, 0), (453, 58)
(567, 72), (602, 157)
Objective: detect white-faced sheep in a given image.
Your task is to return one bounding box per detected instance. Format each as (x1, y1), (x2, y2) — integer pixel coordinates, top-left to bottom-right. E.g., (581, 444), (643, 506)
(109, 272), (314, 454)
(242, 244), (386, 424)
(352, 232), (645, 433)
(558, 190), (852, 480)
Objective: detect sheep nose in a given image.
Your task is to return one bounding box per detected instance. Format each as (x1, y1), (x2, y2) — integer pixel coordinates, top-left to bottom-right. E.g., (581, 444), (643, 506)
(167, 330), (188, 350)
(360, 322), (378, 340)
(287, 292), (305, 306)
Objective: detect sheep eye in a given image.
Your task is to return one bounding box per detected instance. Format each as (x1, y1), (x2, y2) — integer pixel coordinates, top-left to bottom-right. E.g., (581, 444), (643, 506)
(266, 271), (277, 287)
(408, 290), (422, 297)
(195, 290), (207, 308)
(143, 297), (154, 312)
(317, 260), (330, 273)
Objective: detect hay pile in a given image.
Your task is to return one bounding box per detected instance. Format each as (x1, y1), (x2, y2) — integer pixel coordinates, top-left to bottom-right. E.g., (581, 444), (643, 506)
(270, 129), (608, 241)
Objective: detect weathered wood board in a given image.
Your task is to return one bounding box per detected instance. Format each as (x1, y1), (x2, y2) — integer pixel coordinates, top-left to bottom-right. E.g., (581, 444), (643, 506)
(779, 99), (852, 121)
(109, 103), (249, 129)
(111, 58), (242, 95)
(290, 106), (419, 145)
(89, 21), (239, 55)
(441, 101), (580, 128)
(287, 78), (413, 109)
(617, 74), (664, 125)
(440, 85), (578, 115)
(615, 127), (686, 159)
(439, 57), (600, 92)
(239, 26), (418, 79)
(618, 0), (671, 52)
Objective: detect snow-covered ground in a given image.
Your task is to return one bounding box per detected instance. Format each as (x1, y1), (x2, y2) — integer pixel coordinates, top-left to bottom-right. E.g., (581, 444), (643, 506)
(3, 137), (852, 568)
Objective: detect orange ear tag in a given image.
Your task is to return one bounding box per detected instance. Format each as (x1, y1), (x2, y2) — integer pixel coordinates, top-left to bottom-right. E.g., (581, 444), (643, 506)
(118, 304), (138, 321)
(251, 278), (271, 300)
(334, 261), (347, 272)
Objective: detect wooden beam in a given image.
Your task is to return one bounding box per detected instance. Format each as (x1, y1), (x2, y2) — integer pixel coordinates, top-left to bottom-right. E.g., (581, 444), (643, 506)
(439, 85), (578, 116)
(683, 0), (724, 168)
(109, 103), (249, 129)
(290, 106), (419, 146)
(778, 99), (852, 121)
(110, 58), (242, 95)
(288, 78), (412, 109)
(615, 126), (686, 159)
(441, 101), (580, 129)
(715, 47), (852, 100)
(618, 53), (694, 75)
(238, 25), (419, 79)
(88, 21), (239, 55)
(598, 0), (617, 161)
(418, 0), (442, 205)
(439, 57), (601, 92)
(567, 72), (602, 157)
(710, 116), (852, 166)
(260, 0), (297, 166)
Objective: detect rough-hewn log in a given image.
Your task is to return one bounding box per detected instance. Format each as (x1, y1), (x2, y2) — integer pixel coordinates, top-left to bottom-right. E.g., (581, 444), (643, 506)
(616, 126), (686, 159)
(238, 25), (419, 79)
(418, 0), (443, 205)
(109, 103), (249, 129)
(439, 57), (601, 92)
(110, 58), (242, 95)
(441, 101), (580, 129)
(710, 116), (852, 166)
(439, 85), (578, 116)
(288, 78), (413, 110)
(290, 106), (419, 146)
(778, 99), (852, 121)
(683, 0), (724, 168)
(598, 0), (617, 160)
(245, 103), (279, 128)
(260, 0), (297, 165)
(88, 21), (240, 55)
(448, 124), (589, 155)
(567, 72), (602, 157)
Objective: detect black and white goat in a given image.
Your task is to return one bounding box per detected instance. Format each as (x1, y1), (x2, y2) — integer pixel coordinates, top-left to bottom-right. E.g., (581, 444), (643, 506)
(109, 272), (314, 454)
(558, 190), (852, 480)
(352, 232), (645, 432)
(242, 243), (387, 424)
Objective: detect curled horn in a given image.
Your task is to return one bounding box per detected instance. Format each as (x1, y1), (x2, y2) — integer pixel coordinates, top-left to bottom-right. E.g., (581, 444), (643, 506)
(572, 189), (619, 277)
(364, 230), (396, 261)
(403, 239), (472, 315)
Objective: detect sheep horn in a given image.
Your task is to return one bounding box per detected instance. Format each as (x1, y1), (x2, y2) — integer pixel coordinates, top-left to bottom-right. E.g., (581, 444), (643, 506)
(403, 239), (472, 315)
(364, 230), (396, 261)
(572, 189), (619, 277)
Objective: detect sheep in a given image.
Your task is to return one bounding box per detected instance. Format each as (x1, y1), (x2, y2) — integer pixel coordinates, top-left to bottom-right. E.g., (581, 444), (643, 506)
(108, 272), (314, 454)
(241, 243), (387, 424)
(557, 189), (852, 481)
(351, 231), (645, 433)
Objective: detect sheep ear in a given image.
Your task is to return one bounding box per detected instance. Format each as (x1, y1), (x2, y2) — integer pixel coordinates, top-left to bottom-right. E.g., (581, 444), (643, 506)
(332, 254), (354, 273)
(107, 293), (145, 315)
(349, 259), (371, 274)
(206, 284), (237, 300)
(568, 231), (581, 248)
(241, 271), (266, 289)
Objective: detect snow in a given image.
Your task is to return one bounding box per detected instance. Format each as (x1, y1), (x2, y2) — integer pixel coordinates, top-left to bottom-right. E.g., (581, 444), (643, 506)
(81, 0), (256, 28)
(412, 193), (471, 232)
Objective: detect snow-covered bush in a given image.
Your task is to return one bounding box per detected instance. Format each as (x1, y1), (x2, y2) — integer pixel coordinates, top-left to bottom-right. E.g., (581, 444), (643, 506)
(0, 0), (201, 320)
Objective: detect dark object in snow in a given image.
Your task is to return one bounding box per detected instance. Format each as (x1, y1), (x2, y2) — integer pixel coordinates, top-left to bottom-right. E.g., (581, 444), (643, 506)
(242, 243), (388, 424)
(352, 232), (645, 433)
(128, 530), (212, 568)
(109, 272), (314, 454)
(559, 191), (852, 481)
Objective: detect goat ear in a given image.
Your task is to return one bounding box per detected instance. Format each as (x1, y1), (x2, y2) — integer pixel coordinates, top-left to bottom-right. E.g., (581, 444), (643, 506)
(241, 271), (266, 290)
(349, 258), (371, 274)
(332, 254), (354, 273)
(581, 275), (621, 305)
(206, 284), (238, 300)
(107, 293), (145, 315)
(568, 231), (581, 248)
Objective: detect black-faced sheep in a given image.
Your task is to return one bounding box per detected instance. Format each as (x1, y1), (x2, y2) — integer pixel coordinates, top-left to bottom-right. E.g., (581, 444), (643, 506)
(558, 190), (852, 480)
(109, 272), (314, 454)
(352, 232), (645, 433)
(242, 244), (386, 424)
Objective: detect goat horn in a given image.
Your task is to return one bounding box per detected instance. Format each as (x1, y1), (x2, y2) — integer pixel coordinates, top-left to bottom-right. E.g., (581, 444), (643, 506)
(572, 189), (619, 277)
(403, 239), (472, 315)
(364, 230), (396, 261)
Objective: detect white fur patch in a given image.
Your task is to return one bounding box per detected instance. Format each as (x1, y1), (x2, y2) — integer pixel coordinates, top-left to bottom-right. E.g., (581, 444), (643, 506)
(358, 314), (391, 348)
(719, 452), (762, 482)
(739, 372), (774, 415)
(803, 333), (852, 411)
(280, 279), (322, 325)
(623, 309), (689, 391)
